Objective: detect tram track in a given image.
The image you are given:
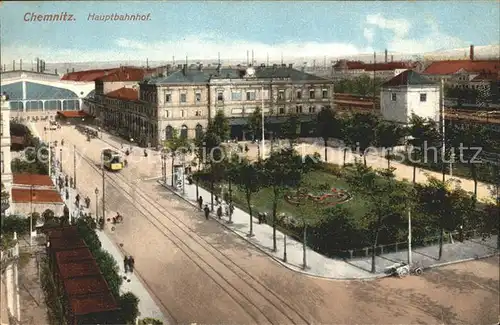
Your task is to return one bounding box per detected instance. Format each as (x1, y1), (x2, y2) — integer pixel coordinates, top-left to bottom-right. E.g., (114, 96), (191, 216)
(74, 147), (311, 325)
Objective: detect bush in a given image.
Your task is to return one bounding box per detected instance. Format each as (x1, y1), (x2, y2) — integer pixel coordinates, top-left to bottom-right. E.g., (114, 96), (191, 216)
(1, 215), (29, 235)
(40, 257), (67, 325)
(93, 250), (123, 298)
(138, 318), (163, 325)
(119, 292), (140, 324)
(319, 162), (343, 177)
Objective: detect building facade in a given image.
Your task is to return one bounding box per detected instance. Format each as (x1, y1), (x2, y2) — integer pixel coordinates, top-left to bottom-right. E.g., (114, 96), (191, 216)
(331, 60), (418, 81)
(380, 70), (440, 124)
(1, 93), (13, 213)
(146, 64), (335, 144)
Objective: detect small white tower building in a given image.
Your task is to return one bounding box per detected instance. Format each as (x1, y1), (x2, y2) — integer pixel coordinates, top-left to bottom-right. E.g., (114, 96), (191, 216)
(380, 70), (440, 124)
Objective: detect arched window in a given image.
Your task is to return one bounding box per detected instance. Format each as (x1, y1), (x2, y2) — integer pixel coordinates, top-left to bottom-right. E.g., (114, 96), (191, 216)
(165, 125), (173, 140)
(195, 124), (203, 140)
(180, 125), (188, 139)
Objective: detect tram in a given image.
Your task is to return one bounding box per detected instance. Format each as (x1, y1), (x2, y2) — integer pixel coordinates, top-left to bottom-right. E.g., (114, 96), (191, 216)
(102, 149), (124, 171)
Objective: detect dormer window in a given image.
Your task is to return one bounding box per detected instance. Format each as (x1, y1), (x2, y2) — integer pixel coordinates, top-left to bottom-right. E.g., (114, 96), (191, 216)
(391, 93), (397, 101)
(217, 92), (224, 101)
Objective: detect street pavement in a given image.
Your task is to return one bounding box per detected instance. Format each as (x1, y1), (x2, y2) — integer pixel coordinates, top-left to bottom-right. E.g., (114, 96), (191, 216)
(29, 122), (499, 325)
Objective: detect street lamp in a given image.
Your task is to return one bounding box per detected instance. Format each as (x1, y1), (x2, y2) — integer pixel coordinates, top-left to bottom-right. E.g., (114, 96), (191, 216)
(59, 148), (63, 172)
(30, 186), (36, 248)
(95, 188), (99, 221)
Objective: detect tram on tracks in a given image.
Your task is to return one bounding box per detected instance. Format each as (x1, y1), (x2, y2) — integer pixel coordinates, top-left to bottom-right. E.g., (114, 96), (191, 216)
(101, 149), (124, 171)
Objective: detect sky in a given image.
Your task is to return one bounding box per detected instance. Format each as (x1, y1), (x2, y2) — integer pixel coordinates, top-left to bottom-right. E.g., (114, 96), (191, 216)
(1, 1), (499, 63)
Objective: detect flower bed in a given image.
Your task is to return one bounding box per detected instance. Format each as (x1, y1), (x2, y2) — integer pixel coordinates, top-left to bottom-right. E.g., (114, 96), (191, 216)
(284, 187), (352, 206)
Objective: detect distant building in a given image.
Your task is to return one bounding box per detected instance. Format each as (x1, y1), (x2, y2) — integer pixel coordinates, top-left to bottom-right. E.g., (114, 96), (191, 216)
(380, 70), (440, 124)
(422, 45), (500, 98)
(331, 60), (419, 81)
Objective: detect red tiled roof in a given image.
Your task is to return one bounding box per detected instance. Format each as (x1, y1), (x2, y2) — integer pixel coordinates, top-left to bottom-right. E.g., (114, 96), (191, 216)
(11, 136), (25, 145)
(56, 110), (92, 118)
(11, 188), (63, 203)
(46, 226), (79, 239)
(64, 275), (110, 296)
(58, 261), (101, 279)
(13, 173), (54, 187)
(69, 292), (119, 316)
(61, 69), (116, 82)
(423, 60), (500, 75)
(97, 67), (156, 82)
(106, 87), (139, 101)
(49, 237), (87, 251)
(334, 60), (413, 71)
(54, 247), (94, 264)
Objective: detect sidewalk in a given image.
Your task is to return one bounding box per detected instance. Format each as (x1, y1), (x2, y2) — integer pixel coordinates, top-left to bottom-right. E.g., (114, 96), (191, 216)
(161, 176), (498, 280)
(48, 159), (167, 323)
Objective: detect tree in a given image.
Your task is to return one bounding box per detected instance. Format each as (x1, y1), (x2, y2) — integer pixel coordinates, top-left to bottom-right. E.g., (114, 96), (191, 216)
(343, 113), (379, 166)
(281, 113), (301, 148)
(41, 209), (55, 223)
(232, 158), (263, 236)
(375, 120), (406, 168)
(316, 106), (341, 162)
(415, 176), (473, 259)
(1, 183), (10, 217)
(119, 292), (140, 324)
(210, 109), (230, 142)
(407, 114), (440, 183)
(247, 106), (263, 141)
(345, 162), (413, 272)
(164, 129), (191, 187)
(261, 148), (312, 251)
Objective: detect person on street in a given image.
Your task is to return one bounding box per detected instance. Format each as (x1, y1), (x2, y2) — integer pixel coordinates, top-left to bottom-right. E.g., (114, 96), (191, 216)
(204, 204), (210, 220)
(217, 205), (222, 219)
(198, 196), (203, 209)
(124, 256), (129, 273)
(129, 256), (135, 272)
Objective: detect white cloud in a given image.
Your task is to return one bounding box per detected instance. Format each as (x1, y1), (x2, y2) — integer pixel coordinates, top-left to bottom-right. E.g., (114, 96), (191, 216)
(1, 36), (364, 63)
(363, 28), (375, 43)
(365, 13), (468, 54)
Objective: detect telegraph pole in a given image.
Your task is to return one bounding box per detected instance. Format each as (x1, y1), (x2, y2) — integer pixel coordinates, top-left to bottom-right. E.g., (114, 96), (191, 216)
(73, 145), (76, 189)
(261, 84), (265, 160)
(101, 153), (105, 224)
(407, 207), (412, 265)
(441, 78), (446, 182)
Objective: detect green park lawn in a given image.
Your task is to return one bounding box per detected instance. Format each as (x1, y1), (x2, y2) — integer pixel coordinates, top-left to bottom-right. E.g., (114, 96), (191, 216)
(225, 170), (369, 225)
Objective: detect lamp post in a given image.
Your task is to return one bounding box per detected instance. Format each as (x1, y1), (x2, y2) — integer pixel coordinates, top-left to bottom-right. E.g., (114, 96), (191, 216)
(30, 186), (36, 248)
(101, 152), (105, 227)
(95, 188), (99, 221)
(59, 148), (63, 172)
(73, 145), (77, 189)
(260, 84), (265, 160)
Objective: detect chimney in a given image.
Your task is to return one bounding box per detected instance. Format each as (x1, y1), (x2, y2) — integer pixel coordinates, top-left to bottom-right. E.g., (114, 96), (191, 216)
(13, 60), (15, 71)
(55, 68), (58, 75)
(281, 63), (286, 68)
(470, 44), (474, 60)
(177, 64), (182, 69)
(198, 64), (203, 71)
(36, 58), (39, 72)
(391, 55), (394, 62)
(20, 59), (23, 70)
(272, 64), (277, 70)
(216, 64), (222, 75)
(384, 49), (388, 63)
(288, 63), (293, 68)
(72, 67), (75, 73)
(67, 68), (69, 74)
(182, 64), (187, 75)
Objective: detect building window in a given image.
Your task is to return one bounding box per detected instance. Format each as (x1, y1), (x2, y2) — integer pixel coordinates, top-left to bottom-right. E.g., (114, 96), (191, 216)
(420, 93), (427, 102)
(164, 110), (170, 118)
(309, 89), (315, 99)
(296, 90), (302, 99)
(246, 91), (256, 101)
(180, 93), (187, 103)
(296, 105), (303, 113)
(279, 107), (285, 114)
(391, 93), (397, 101)
(308, 106), (316, 113)
(217, 92), (224, 101)
(180, 110), (185, 118)
(278, 90), (285, 100)
(322, 89), (328, 99)
(195, 110), (201, 117)
(231, 91), (241, 101)
(165, 94), (171, 103)
(195, 92), (201, 102)
(1, 151), (3, 173)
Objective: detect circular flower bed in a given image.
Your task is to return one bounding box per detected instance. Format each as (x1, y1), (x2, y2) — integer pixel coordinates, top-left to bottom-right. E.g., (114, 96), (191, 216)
(284, 187), (352, 206)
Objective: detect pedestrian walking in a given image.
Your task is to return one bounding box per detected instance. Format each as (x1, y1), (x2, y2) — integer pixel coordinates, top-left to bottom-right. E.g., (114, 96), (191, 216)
(124, 256), (129, 273)
(229, 202), (234, 217)
(198, 196), (203, 209)
(129, 256), (135, 272)
(217, 205), (222, 219)
(203, 204), (210, 220)
(65, 189), (69, 200)
(75, 194), (80, 205)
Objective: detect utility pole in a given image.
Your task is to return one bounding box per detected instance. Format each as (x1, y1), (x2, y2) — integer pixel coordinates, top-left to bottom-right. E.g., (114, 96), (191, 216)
(373, 52), (376, 104)
(441, 78), (446, 182)
(101, 153), (105, 225)
(261, 84), (265, 160)
(407, 207), (412, 265)
(73, 145), (76, 189)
